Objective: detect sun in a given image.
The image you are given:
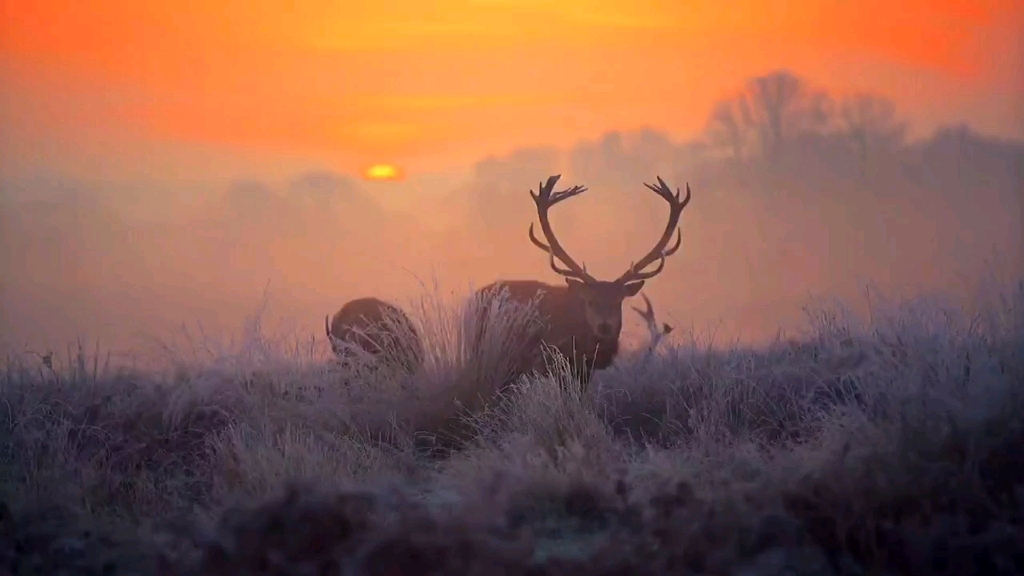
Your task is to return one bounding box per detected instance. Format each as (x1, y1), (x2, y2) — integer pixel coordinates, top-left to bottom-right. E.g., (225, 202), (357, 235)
(363, 163), (403, 181)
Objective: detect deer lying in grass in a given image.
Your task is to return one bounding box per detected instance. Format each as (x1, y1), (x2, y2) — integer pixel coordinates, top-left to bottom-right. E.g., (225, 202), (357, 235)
(631, 292), (674, 356)
(476, 174), (692, 391)
(325, 297), (423, 373)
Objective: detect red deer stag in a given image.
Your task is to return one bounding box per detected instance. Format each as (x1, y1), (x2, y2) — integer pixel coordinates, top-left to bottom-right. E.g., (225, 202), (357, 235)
(325, 297), (423, 373)
(631, 293), (674, 355)
(476, 174), (691, 390)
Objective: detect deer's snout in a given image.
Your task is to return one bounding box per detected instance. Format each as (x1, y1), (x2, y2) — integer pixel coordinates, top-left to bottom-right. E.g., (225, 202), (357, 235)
(595, 322), (616, 338)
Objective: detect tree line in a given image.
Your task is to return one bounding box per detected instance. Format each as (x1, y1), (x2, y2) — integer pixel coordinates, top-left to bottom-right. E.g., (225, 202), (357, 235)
(702, 69), (908, 176)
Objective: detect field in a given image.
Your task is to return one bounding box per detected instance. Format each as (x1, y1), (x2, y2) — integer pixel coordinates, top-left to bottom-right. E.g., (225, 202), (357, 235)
(2, 278), (1022, 575)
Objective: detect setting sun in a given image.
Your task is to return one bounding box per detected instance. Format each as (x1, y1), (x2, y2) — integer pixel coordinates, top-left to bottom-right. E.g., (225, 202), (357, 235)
(363, 164), (403, 181)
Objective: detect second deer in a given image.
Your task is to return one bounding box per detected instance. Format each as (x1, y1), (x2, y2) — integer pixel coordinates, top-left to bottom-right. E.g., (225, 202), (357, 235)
(325, 297), (423, 373)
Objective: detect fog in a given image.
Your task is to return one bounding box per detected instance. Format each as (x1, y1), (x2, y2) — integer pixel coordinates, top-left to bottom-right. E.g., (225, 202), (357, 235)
(2, 70), (1021, 361)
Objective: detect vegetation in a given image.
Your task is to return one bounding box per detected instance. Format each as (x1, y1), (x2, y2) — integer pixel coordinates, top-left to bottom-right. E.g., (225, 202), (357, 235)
(3, 68), (1020, 354)
(2, 273), (1021, 575)
(2, 66), (1021, 575)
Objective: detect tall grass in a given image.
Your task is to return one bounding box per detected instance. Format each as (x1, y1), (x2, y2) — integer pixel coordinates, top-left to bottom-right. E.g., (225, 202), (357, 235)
(1, 277), (1021, 574)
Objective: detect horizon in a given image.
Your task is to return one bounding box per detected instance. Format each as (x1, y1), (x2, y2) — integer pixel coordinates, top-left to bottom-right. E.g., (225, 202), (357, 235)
(3, 1), (1022, 181)
(1, 2), (1022, 358)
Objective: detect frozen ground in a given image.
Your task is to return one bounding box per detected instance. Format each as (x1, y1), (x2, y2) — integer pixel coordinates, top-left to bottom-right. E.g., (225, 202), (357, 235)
(2, 278), (1022, 575)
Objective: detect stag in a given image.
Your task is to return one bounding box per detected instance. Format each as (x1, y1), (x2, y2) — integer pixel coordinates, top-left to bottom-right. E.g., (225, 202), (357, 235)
(476, 174), (691, 390)
(631, 293), (674, 355)
(325, 297), (423, 373)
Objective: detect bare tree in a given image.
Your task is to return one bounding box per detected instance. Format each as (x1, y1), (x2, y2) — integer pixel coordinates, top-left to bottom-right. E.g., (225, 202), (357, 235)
(704, 70), (833, 163)
(839, 93), (907, 177)
(570, 129), (679, 187)
(219, 179), (307, 246)
(705, 97), (754, 162)
(287, 170), (361, 211)
(475, 174), (692, 392)
(744, 70), (833, 160)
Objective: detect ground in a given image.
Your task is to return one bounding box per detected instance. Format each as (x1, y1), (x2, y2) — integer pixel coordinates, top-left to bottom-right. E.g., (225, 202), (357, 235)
(2, 280), (1022, 575)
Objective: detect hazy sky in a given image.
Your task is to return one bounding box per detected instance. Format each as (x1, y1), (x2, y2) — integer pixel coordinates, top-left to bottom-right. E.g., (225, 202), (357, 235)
(1, 1), (1022, 358)
(2, 0), (1022, 183)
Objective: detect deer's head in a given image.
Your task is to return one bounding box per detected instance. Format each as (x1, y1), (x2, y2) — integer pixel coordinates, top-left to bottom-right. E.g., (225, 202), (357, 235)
(527, 175), (691, 341)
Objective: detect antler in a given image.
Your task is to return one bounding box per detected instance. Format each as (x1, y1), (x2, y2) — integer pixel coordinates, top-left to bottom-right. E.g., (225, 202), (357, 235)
(630, 293), (673, 336)
(616, 177), (691, 284)
(527, 175), (597, 283)
(630, 293), (656, 324)
(631, 293), (673, 353)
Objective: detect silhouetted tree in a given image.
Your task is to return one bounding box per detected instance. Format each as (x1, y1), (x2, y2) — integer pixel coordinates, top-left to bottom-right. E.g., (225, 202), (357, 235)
(285, 169), (387, 239)
(287, 170), (356, 209)
(947, 123), (973, 183)
(218, 179), (305, 247)
(704, 70), (833, 163)
(569, 129), (678, 188)
(570, 132), (631, 187)
(838, 93), (907, 177)
(744, 70), (832, 160)
(704, 98), (754, 162)
(630, 128), (678, 175)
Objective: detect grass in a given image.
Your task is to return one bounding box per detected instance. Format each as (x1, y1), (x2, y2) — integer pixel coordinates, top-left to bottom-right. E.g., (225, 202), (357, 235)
(1, 276), (1022, 575)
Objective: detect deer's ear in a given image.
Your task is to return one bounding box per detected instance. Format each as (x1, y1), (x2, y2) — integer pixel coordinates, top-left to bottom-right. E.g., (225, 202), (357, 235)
(622, 281), (645, 297)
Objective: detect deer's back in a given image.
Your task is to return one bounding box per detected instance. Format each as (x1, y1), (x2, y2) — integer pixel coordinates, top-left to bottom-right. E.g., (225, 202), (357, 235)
(330, 297), (419, 358)
(476, 280), (616, 373)
(477, 280), (585, 333)
(331, 297), (404, 332)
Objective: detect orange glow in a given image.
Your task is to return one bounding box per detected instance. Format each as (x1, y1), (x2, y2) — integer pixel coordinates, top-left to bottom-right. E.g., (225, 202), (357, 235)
(364, 164), (403, 181)
(1, 0), (1021, 170)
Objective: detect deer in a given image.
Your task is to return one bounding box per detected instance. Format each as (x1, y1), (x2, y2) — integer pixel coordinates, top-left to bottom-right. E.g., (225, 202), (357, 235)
(475, 174), (691, 391)
(325, 297), (423, 373)
(631, 292), (674, 356)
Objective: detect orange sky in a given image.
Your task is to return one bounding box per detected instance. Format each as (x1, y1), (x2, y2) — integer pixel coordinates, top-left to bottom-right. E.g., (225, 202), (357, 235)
(2, 0), (1022, 177)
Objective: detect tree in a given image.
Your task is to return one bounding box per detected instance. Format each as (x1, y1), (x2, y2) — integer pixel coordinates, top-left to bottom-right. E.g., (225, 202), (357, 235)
(219, 179), (305, 246)
(838, 93), (907, 177)
(569, 132), (631, 188)
(704, 98), (753, 162)
(569, 129), (679, 187)
(744, 70), (833, 160)
(287, 169), (356, 209)
(703, 70), (833, 163)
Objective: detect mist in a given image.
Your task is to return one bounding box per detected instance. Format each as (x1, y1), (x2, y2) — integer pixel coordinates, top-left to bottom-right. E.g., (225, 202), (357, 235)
(2, 70), (1021, 360)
